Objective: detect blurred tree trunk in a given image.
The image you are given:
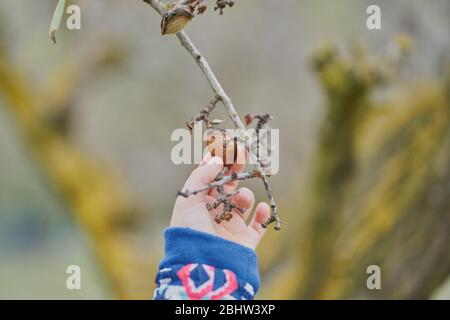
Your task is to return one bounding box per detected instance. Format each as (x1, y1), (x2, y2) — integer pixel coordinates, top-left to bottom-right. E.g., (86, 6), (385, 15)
(320, 76), (450, 299)
(294, 46), (450, 299)
(295, 47), (379, 298)
(0, 50), (154, 299)
(261, 44), (450, 299)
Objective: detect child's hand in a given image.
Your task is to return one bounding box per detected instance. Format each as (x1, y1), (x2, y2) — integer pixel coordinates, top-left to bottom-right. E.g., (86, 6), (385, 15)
(170, 148), (270, 250)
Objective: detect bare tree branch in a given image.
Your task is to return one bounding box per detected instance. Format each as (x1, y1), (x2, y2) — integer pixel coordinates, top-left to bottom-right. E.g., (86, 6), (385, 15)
(177, 170), (261, 197)
(142, 0), (281, 229)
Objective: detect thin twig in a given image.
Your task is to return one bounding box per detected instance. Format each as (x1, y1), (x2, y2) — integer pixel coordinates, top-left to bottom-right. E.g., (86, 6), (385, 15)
(261, 176), (281, 230)
(186, 95), (221, 132)
(177, 170), (260, 197)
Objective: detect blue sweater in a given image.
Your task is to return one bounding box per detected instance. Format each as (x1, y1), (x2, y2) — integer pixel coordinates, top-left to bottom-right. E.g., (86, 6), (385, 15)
(154, 227), (259, 300)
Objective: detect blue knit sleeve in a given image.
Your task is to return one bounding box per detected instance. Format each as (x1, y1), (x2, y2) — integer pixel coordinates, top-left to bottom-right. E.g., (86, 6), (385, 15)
(153, 227), (259, 300)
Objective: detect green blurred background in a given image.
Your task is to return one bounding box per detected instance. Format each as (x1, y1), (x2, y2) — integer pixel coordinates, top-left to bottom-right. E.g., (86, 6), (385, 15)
(0, 0), (449, 299)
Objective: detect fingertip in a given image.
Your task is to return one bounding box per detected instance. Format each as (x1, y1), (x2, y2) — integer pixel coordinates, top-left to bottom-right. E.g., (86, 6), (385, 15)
(232, 187), (255, 211)
(254, 202), (271, 224)
(199, 153), (223, 168)
(251, 202), (270, 236)
(198, 156), (223, 184)
(199, 152), (213, 167)
(210, 156), (223, 166)
(184, 156), (224, 194)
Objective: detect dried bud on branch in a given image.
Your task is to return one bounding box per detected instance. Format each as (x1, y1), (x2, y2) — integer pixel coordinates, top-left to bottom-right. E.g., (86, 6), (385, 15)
(245, 113), (274, 128)
(161, 0), (206, 35)
(160, 0), (232, 35)
(186, 96), (221, 132)
(214, 0), (234, 15)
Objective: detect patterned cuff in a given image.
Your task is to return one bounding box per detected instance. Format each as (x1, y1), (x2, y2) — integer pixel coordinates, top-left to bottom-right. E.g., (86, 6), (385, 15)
(154, 227), (260, 300)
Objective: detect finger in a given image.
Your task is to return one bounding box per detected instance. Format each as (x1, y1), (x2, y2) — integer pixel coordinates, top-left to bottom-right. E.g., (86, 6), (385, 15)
(189, 156), (224, 187)
(231, 187), (255, 221)
(180, 156), (224, 205)
(250, 202), (271, 237)
(199, 152), (213, 167)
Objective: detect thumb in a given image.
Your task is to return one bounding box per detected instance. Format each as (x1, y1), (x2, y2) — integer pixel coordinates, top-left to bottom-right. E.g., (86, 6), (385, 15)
(181, 156), (224, 205)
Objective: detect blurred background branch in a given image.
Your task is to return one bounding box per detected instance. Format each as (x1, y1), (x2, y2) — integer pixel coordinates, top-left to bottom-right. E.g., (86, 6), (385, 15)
(260, 42), (450, 299)
(0, 47), (154, 299)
